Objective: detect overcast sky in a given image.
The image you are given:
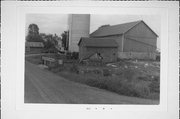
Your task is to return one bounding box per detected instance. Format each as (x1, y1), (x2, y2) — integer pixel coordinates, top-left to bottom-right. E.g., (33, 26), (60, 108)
(26, 14), (161, 49)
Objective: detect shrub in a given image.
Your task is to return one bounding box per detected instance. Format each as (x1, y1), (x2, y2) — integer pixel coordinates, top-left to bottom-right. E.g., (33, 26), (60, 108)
(122, 69), (138, 82)
(102, 69), (111, 77)
(133, 83), (150, 97)
(92, 69), (102, 75)
(72, 52), (79, 59)
(149, 76), (160, 93)
(70, 64), (79, 74)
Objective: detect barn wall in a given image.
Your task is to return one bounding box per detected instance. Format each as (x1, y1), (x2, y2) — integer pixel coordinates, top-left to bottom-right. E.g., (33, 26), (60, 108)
(118, 52), (156, 60)
(80, 47), (118, 62)
(125, 22), (157, 49)
(123, 38), (156, 52)
(126, 21), (157, 39)
(97, 35), (123, 52)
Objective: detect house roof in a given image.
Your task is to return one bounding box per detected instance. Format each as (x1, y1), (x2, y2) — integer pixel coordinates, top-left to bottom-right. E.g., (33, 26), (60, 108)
(78, 37), (118, 48)
(90, 20), (158, 37)
(26, 42), (44, 48)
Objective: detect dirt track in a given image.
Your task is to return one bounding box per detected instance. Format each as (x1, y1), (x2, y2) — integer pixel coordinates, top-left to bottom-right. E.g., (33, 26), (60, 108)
(25, 61), (159, 104)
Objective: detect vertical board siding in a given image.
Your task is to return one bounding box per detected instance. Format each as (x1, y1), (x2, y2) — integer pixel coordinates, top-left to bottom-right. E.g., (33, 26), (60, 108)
(124, 38), (156, 52)
(80, 47), (118, 62)
(125, 21), (157, 46)
(97, 35), (123, 52)
(124, 21), (157, 52)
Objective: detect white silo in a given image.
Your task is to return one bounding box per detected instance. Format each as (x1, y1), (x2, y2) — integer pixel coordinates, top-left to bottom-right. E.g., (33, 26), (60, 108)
(68, 14), (90, 52)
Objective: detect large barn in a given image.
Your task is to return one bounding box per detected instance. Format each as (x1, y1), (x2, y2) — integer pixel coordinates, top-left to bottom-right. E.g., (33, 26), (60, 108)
(90, 20), (158, 60)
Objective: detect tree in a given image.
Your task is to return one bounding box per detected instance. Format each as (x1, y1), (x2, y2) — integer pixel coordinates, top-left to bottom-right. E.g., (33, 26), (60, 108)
(28, 24), (39, 35)
(26, 24), (43, 42)
(43, 34), (59, 53)
(61, 31), (69, 50)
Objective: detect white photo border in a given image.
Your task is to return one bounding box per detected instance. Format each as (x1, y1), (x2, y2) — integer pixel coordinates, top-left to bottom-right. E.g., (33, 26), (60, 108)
(2, 1), (179, 119)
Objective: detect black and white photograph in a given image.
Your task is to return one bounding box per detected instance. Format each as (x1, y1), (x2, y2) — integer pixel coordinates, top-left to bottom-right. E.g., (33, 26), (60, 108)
(25, 14), (161, 104)
(2, 1), (179, 119)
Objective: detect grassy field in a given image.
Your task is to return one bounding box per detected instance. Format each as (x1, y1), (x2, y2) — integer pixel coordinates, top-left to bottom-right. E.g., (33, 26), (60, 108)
(26, 55), (160, 100)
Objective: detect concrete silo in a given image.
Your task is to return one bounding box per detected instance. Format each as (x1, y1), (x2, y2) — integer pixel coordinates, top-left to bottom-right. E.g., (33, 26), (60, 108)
(68, 14), (90, 52)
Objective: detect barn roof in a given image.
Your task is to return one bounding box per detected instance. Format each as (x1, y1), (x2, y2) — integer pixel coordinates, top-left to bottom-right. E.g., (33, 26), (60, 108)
(90, 20), (158, 37)
(78, 37), (118, 48)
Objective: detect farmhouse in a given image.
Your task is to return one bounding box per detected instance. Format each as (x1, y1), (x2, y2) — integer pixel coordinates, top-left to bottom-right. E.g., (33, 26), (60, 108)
(78, 37), (118, 62)
(25, 41), (44, 53)
(90, 20), (158, 60)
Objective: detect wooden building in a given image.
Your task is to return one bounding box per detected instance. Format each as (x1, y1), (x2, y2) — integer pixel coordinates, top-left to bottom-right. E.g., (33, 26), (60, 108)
(78, 37), (118, 62)
(25, 41), (44, 53)
(90, 20), (158, 60)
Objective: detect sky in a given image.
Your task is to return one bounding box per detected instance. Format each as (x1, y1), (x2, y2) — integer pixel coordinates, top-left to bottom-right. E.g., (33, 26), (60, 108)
(26, 14), (161, 49)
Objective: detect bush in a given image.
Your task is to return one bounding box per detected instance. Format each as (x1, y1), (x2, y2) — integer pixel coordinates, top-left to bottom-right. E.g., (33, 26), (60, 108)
(122, 69), (138, 82)
(102, 69), (111, 77)
(133, 83), (150, 97)
(70, 64), (79, 74)
(149, 76), (160, 93)
(71, 52), (79, 59)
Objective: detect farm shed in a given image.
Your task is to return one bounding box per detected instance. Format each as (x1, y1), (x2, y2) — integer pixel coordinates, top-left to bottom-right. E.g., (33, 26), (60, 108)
(90, 20), (158, 60)
(25, 41), (44, 53)
(78, 37), (118, 62)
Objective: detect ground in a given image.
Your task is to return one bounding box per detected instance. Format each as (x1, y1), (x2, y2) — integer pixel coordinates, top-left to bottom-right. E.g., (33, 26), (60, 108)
(25, 53), (160, 104)
(25, 61), (158, 104)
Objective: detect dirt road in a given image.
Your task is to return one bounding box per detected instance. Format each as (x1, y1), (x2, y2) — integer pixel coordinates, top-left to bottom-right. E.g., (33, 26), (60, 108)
(25, 61), (159, 104)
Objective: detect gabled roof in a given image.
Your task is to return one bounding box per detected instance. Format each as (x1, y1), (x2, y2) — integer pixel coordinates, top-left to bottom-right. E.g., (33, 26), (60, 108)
(90, 20), (158, 37)
(78, 37), (118, 48)
(26, 42), (44, 48)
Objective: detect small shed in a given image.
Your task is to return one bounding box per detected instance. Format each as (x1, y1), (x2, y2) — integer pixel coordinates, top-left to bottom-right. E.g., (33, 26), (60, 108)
(25, 41), (44, 53)
(78, 37), (118, 62)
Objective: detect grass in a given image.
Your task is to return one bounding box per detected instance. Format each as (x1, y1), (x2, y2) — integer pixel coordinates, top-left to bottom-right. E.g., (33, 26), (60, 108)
(26, 55), (160, 100)
(25, 55), (43, 64)
(55, 67), (159, 100)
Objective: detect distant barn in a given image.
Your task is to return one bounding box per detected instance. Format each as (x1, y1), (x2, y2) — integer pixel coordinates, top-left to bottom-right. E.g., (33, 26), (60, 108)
(90, 20), (158, 60)
(25, 41), (44, 53)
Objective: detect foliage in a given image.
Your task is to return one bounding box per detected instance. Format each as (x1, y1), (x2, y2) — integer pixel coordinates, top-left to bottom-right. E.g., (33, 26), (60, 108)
(26, 24), (43, 42)
(102, 68), (111, 76)
(70, 64), (79, 74)
(42, 34), (61, 53)
(149, 76), (160, 93)
(26, 34), (43, 42)
(28, 24), (39, 35)
(61, 31), (69, 50)
(71, 52), (79, 59)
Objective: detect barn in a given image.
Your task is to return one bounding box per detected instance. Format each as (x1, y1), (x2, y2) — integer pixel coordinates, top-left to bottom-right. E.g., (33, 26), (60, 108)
(25, 41), (44, 53)
(90, 20), (158, 60)
(78, 37), (118, 62)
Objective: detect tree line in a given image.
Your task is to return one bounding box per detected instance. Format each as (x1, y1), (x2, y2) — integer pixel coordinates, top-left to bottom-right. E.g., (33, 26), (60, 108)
(26, 23), (69, 51)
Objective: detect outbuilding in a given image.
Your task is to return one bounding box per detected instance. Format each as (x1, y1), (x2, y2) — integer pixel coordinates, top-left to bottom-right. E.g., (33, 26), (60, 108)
(78, 37), (118, 62)
(25, 41), (44, 53)
(90, 20), (158, 60)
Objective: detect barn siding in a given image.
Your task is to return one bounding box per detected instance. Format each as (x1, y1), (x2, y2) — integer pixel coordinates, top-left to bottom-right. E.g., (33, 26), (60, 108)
(80, 47), (118, 62)
(97, 35), (123, 52)
(125, 21), (157, 39)
(123, 38), (156, 52)
(124, 21), (157, 52)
